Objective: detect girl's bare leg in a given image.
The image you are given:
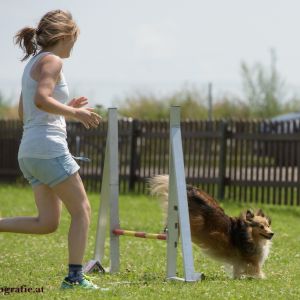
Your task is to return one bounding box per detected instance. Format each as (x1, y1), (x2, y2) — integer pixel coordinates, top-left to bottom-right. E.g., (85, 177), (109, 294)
(52, 172), (91, 265)
(0, 184), (61, 234)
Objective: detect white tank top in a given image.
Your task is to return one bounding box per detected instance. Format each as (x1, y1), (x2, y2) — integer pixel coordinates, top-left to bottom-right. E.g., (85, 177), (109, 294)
(18, 51), (70, 159)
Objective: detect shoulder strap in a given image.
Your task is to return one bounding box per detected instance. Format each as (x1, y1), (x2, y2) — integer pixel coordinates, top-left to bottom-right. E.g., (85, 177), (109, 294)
(25, 51), (55, 79)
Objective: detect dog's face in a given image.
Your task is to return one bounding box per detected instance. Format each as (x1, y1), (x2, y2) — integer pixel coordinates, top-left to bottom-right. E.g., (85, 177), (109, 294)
(245, 209), (274, 240)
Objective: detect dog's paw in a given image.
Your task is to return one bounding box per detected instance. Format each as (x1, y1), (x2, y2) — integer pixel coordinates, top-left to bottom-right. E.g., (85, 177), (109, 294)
(257, 272), (266, 279)
(246, 272), (266, 279)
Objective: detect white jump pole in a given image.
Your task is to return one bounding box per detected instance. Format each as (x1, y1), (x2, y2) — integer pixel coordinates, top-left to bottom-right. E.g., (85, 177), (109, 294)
(83, 107), (119, 273)
(167, 106), (202, 282)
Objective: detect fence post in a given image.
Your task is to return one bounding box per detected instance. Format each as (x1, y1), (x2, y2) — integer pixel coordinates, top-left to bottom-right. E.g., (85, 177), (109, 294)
(218, 121), (228, 200)
(129, 119), (139, 192)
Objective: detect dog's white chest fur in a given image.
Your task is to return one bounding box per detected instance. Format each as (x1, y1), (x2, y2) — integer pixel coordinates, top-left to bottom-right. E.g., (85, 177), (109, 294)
(259, 240), (272, 265)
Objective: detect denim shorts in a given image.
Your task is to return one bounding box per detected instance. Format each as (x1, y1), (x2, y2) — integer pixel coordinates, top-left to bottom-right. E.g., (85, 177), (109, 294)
(18, 153), (80, 187)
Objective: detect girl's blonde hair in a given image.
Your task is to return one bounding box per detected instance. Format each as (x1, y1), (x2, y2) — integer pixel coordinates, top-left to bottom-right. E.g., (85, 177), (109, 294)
(14, 9), (80, 61)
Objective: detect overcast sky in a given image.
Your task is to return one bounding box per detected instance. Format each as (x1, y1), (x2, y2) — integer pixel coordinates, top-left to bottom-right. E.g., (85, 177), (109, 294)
(1, 0), (300, 107)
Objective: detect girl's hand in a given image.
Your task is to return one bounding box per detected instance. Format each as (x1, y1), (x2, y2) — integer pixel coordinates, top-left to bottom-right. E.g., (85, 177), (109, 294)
(67, 96), (88, 108)
(74, 107), (102, 129)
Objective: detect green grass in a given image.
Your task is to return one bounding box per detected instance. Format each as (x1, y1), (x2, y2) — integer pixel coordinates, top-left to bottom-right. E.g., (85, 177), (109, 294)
(0, 184), (299, 299)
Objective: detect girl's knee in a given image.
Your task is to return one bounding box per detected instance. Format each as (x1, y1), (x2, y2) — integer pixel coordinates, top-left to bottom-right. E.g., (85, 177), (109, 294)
(70, 201), (91, 222)
(36, 217), (60, 234)
(85, 202), (92, 219)
(83, 202), (91, 224)
(44, 222), (59, 234)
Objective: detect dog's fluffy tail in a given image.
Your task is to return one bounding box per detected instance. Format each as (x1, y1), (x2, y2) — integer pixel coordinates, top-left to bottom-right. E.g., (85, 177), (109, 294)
(148, 175), (169, 215)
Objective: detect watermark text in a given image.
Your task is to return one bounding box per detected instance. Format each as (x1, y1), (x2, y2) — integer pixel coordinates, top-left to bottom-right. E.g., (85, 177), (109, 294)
(0, 285), (44, 296)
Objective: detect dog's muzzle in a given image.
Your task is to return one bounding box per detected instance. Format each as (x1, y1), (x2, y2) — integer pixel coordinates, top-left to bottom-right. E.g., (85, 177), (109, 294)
(260, 232), (274, 240)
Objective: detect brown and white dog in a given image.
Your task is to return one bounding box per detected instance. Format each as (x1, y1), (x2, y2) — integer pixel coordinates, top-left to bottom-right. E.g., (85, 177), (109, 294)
(149, 175), (274, 279)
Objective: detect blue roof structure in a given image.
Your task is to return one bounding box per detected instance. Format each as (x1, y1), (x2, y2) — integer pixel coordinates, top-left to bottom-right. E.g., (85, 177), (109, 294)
(271, 112), (300, 121)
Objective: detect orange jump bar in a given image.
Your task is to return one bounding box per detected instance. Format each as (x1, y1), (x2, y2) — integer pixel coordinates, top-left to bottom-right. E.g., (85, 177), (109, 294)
(112, 229), (167, 241)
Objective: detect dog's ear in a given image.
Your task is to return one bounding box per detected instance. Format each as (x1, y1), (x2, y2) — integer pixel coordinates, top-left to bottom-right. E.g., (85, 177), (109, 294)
(246, 209), (254, 221)
(256, 209), (265, 217)
(267, 216), (272, 226)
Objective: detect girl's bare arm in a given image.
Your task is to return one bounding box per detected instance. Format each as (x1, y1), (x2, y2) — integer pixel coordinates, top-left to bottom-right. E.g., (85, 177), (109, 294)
(18, 93), (23, 121)
(34, 55), (101, 128)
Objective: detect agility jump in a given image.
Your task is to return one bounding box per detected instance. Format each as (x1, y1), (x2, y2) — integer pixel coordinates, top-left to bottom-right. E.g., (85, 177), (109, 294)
(84, 106), (202, 282)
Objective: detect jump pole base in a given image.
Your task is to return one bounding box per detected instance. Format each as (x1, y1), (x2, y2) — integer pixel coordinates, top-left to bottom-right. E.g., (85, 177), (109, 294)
(167, 272), (204, 282)
(83, 259), (106, 274)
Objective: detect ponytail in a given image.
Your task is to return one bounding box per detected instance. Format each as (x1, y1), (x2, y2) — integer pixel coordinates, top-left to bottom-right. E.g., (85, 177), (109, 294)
(14, 27), (37, 61)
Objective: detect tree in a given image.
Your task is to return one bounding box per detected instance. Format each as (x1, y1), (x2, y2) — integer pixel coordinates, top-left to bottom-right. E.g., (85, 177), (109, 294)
(0, 91), (18, 119)
(241, 49), (285, 118)
(116, 88), (207, 120)
(212, 97), (250, 120)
